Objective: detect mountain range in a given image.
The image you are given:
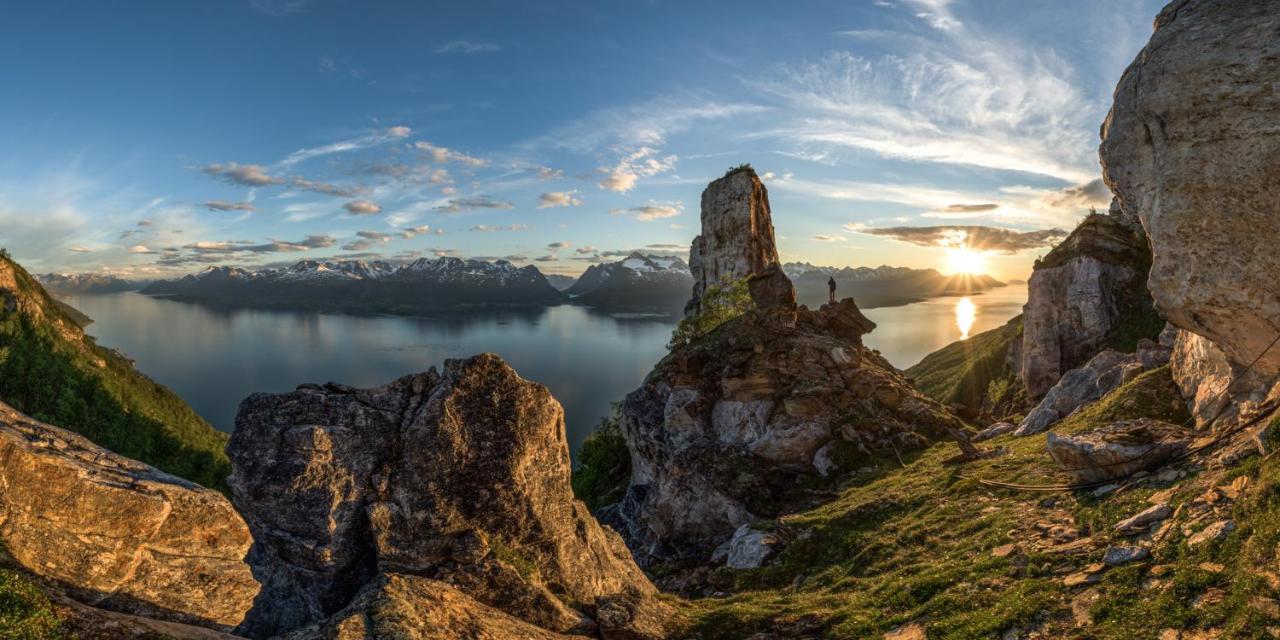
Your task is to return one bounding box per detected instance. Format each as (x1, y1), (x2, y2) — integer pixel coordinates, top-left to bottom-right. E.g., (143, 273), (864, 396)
(565, 253), (693, 312)
(783, 262), (1006, 308)
(36, 273), (138, 295)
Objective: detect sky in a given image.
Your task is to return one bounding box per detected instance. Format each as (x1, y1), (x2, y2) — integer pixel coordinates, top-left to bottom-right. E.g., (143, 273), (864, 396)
(0, 0), (1166, 281)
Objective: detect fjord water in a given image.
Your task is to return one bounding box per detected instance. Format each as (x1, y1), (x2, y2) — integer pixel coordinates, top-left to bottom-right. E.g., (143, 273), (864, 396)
(64, 284), (1026, 456)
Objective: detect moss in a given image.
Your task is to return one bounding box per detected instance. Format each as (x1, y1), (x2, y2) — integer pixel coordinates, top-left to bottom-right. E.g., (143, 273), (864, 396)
(571, 412), (631, 511)
(906, 315), (1023, 410)
(489, 539), (540, 583)
(0, 539), (66, 640)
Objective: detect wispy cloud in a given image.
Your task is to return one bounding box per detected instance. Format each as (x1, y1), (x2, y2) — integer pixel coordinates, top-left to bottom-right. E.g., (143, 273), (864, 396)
(749, 20), (1098, 183)
(434, 196), (514, 213)
(471, 224), (528, 232)
(279, 126), (411, 168)
(434, 40), (501, 54)
(414, 141), (488, 168)
(609, 202), (683, 221)
(204, 200), (257, 212)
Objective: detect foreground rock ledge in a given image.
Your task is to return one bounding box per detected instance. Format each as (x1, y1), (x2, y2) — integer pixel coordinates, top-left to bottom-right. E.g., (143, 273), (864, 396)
(0, 401), (258, 632)
(229, 353), (672, 639)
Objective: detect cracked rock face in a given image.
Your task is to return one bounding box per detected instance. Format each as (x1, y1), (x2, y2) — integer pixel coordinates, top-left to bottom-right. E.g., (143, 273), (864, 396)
(1019, 203), (1158, 399)
(0, 402), (258, 632)
(228, 354), (663, 639)
(687, 168), (783, 314)
(1101, 0), (1280, 377)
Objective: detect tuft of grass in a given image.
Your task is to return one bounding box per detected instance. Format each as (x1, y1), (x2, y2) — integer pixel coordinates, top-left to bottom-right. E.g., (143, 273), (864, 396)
(669, 279), (754, 349)
(723, 163), (754, 178)
(0, 560), (67, 640)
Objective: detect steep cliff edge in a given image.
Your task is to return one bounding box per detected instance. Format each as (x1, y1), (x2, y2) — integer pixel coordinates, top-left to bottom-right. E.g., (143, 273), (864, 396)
(611, 167), (969, 565)
(0, 253), (230, 490)
(1019, 199), (1162, 399)
(0, 401), (258, 632)
(228, 354), (672, 639)
(1101, 0), (1280, 428)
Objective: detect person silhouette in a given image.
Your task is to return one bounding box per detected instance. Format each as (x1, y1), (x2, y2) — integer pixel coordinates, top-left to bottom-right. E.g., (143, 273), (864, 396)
(827, 275), (837, 304)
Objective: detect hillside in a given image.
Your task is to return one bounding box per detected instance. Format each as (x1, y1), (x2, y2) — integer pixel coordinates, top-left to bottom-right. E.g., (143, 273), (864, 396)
(566, 252), (693, 313)
(0, 252), (230, 491)
(907, 315), (1025, 414)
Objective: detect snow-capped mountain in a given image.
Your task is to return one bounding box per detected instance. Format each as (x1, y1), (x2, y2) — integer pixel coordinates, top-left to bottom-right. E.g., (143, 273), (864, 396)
(782, 262), (1006, 309)
(565, 252), (692, 313)
(37, 273), (139, 295)
(141, 258), (564, 312)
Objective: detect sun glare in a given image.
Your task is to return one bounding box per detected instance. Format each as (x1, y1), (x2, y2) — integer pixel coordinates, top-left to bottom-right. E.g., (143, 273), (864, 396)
(946, 248), (988, 276)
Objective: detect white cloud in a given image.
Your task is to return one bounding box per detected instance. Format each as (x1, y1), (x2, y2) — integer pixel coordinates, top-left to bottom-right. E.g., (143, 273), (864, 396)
(344, 200), (382, 215)
(813, 234), (846, 242)
(204, 200), (257, 212)
(471, 224), (528, 232)
(127, 244), (156, 254)
(537, 191), (582, 209)
(609, 202), (683, 222)
(414, 141), (488, 168)
(598, 147), (677, 193)
(202, 162), (282, 187)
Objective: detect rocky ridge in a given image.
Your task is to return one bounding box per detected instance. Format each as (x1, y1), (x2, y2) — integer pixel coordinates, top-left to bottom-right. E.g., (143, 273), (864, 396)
(609, 167), (971, 564)
(228, 353), (672, 639)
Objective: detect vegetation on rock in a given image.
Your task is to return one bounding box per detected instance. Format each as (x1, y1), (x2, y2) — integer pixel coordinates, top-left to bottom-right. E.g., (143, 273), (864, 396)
(0, 254), (230, 492)
(572, 410), (632, 512)
(667, 278), (754, 349)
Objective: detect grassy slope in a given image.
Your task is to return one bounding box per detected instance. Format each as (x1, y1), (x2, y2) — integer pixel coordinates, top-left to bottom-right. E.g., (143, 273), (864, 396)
(906, 315), (1022, 409)
(0, 254), (230, 492)
(678, 366), (1280, 639)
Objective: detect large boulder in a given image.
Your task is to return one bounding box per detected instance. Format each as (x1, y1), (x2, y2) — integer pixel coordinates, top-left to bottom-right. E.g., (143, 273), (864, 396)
(1019, 201), (1160, 399)
(1046, 418), (1194, 484)
(228, 354), (668, 639)
(0, 402), (258, 632)
(687, 167), (784, 314)
(1101, 0), (1280, 386)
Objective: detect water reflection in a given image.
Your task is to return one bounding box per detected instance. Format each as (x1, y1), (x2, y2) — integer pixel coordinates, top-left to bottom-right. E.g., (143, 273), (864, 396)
(955, 297), (976, 339)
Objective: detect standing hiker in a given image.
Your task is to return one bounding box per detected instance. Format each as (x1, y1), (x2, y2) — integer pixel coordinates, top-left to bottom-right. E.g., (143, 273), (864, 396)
(828, 275), (837, 304)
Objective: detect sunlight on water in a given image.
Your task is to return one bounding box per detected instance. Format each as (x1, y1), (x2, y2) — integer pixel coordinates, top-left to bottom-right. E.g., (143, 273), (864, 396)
(955, 297), (976, 339)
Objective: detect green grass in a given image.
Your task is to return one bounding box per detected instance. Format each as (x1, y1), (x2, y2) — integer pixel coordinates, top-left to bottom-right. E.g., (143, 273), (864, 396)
(906, 315), (1023, 410)
(572, 411), (631, 511)
(682, 364), (1205, 639)
(0, 567), (65, 640)
(0, 254), (231, 492)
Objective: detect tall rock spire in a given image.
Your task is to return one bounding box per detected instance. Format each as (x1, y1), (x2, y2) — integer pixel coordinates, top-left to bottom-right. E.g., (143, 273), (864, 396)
(687, 166), (784, 313)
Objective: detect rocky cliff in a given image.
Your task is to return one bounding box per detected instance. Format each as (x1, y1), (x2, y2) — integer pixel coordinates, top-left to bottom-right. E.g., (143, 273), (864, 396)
(0, 401), (258, 632)
(611, 168), (968, 565)
(228, 354), (671, 639)
(687, 167), (782, 314)
(1101, 0), (1280, 428)
(1019, 199), (1162, 399)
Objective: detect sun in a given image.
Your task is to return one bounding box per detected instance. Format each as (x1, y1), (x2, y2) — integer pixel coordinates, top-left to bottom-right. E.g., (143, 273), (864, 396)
(945, 248), (988, 276)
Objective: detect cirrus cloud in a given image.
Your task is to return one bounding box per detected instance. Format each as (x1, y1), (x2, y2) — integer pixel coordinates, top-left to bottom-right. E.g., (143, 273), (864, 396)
(861, 225), (1067, 254)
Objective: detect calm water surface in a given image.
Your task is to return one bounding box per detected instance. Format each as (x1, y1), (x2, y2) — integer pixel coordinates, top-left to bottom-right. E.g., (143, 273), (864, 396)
(65, 285), (1026, 455)
(862, 283), (1028, 369)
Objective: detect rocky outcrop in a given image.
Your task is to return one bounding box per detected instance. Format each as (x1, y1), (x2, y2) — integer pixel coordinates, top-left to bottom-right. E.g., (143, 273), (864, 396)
(687, 167), (783, 314)
(1046, 418), (1194, 484)
(1016, 331), (1173, 436)
(1101, 0), (1280, 424)
(613, 170), (965, 564)
(228, 354), (670, 639)
(0, 402), (258, 632)
(1019, 201), (1161, 398)
(1170, 329), (1280, 429)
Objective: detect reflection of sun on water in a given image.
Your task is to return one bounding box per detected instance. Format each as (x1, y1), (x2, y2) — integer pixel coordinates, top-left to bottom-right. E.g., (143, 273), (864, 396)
(955, 297), (976, 339)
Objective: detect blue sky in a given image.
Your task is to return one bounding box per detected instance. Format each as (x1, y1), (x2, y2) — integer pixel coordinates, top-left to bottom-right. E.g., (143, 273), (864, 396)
(0, 0), (1165, 280)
